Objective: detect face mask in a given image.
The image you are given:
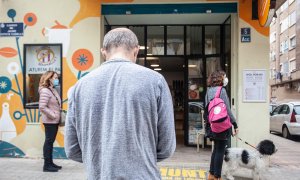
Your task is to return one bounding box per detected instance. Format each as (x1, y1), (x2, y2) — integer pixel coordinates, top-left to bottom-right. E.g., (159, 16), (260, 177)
(53, 79), (59, 87)
(223, 77), (229, 87)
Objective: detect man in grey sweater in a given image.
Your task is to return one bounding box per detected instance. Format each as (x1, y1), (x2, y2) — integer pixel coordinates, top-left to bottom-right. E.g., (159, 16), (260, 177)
(65, 28), (176, 180)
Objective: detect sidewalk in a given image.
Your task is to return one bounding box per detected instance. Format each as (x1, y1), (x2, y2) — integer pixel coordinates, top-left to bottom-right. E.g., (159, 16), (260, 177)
(0, 134), (300, 180)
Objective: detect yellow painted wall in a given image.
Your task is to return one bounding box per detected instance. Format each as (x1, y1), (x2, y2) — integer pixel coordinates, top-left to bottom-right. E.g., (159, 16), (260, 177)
(233, 0), (270, 147)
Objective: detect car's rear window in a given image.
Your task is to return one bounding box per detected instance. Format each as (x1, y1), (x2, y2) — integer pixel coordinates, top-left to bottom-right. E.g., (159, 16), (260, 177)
(294, 106), (300, 115)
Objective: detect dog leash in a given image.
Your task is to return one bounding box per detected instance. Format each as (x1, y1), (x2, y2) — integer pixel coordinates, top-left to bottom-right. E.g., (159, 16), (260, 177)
(236, 137), (257, 150)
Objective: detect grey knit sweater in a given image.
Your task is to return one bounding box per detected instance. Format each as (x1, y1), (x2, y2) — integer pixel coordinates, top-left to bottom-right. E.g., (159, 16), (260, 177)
(65, 59), (176, 180)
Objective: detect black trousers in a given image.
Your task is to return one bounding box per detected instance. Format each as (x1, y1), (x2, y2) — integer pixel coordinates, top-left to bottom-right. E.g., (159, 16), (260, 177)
(209, 139), (228, 178)
(43, 123), (59, 166)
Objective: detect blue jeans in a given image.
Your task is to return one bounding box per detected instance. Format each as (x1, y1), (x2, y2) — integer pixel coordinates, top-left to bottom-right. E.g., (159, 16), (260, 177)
(209, 139), (227, 178)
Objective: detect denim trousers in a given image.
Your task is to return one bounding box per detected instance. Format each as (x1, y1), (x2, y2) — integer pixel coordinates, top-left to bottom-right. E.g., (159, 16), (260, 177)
(43, 123), (59, 166)
(209, 139), (228, 178)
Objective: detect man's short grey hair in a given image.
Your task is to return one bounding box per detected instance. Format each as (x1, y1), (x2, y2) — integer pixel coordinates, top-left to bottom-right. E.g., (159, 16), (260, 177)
(103, 28), (139, 52)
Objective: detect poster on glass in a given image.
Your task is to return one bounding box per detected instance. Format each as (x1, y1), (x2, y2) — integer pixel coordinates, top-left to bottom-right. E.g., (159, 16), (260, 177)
(23, 44), (62, 109)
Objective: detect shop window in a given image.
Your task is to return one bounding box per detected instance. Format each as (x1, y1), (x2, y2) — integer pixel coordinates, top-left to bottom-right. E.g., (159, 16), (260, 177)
(289, 11), (296, 27)
(167, 26), (184, 55)
(136, 57), (145, 66)
(188, 59), (204, 100)
(129, 26), (145, 56)
(290, 59), (296, 72)
(24, 44), (62, 109)
(147, 26), (164, 55)
(206, 57), (221, 78)
(205, 26), (220, 55)
(186, 26), (203, 55)
(188, 102), (204, 145)
(290, 36), (296, 49)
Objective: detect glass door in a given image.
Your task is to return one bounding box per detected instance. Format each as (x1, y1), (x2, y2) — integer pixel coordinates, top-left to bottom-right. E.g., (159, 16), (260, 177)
(186, 58), (205, 145)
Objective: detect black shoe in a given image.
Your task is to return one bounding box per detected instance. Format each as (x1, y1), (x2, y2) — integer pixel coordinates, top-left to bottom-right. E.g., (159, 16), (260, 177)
(51, 163), (62, 170)
(43, 166), (59, 172)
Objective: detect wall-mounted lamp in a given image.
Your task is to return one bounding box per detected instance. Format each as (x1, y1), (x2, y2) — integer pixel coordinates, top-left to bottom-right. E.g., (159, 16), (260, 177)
(139, 46), (149, 50)
(188, 65), (197, 68)
(151, 64), (160, 67)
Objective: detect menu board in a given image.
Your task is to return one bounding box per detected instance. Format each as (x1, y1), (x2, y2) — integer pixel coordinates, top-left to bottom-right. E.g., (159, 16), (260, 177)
(243, 70), (266, 102)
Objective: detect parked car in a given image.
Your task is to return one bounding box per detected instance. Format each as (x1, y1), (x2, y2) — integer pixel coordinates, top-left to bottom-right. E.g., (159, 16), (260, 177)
(270, 102), (300, 139)
(269, 104), (277, 113)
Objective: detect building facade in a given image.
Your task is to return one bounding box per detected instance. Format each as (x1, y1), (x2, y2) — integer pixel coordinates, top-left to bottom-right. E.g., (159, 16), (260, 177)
(0, 0), (273, 158)
(270, 0), (300, 103)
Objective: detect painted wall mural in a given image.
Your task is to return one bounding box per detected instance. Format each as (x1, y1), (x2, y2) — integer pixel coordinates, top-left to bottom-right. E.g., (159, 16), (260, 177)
(0, 0), (99, 158)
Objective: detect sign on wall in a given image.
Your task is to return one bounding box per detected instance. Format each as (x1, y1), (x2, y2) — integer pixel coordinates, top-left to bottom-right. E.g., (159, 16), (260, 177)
(0, 22), (24, 37)
(24, 44), (62, 109)
(241, 28), (251, 43)
(25, 45), (61, 74)
(243, 69), (267, 102)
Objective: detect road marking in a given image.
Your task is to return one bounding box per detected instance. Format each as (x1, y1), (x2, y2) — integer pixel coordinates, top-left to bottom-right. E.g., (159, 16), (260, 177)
(160, 167), (207, 179)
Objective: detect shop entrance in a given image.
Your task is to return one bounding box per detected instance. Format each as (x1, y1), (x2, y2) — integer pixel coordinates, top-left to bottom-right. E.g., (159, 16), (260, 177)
(103, 4), (235, 146)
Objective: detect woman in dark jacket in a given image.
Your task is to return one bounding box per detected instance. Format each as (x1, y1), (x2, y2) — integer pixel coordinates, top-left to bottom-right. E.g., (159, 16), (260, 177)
(205, 70), (238, 180)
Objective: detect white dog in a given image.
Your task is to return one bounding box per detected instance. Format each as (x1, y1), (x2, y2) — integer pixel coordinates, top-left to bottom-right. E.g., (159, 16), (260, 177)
(222, 140), (277, 180)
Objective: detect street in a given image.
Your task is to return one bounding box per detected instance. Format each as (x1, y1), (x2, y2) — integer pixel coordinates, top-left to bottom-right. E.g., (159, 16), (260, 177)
(0, 133), (300, 180)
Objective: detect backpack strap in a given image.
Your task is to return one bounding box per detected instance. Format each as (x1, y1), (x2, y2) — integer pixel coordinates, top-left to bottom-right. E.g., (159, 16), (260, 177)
(215, 86), (222, 98)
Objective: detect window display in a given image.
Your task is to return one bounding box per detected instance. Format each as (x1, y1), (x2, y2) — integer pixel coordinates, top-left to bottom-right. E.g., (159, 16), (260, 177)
(188, 102), (204, 144)
(24, 44), (62, 109)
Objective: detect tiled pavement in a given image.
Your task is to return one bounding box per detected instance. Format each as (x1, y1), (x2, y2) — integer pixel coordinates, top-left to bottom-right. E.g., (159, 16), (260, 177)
(1, 134), (300, 180)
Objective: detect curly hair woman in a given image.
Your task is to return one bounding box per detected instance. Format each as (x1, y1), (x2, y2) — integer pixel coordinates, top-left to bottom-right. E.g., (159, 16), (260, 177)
(205, 70), (239, 180)
(39, 71), (62, 172)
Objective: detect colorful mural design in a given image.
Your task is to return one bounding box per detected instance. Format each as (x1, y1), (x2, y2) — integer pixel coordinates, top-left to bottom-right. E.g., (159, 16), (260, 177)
(0, 4), (95, 158)
(0, 47), (18, 58)
(0, 140), (25, 157)
(43, 21), (72, 57)
(72, 49), (94, 79)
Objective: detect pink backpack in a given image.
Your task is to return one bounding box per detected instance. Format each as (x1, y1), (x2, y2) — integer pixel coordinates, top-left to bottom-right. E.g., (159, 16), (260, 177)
(208, 86), (232, 133)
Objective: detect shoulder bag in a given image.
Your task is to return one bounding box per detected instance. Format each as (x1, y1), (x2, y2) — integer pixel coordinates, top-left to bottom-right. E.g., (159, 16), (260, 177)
(48, 88), (66, 126)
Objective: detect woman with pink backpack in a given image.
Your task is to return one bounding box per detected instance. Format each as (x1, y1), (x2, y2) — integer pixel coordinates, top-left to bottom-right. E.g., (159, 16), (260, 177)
(205, 70), (239, 180)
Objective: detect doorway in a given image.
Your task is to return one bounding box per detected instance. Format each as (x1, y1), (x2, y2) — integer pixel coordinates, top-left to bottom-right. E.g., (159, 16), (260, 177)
(105, 23), (231, 146)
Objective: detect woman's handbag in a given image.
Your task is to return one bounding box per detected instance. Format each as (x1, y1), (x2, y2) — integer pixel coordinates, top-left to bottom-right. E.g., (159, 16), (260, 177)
(59, 110), (66, 126)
